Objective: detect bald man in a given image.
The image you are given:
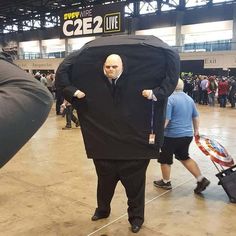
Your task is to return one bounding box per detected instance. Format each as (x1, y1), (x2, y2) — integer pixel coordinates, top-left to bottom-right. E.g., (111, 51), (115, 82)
(103, 54), (123, 79)
(55, 35), (180, 233)
(73, 54), (147, 233)
(153, 79), (210, 193)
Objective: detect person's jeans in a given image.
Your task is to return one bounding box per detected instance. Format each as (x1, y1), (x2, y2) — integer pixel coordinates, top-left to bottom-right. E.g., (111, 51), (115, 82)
(65, 105), (78, 127)
(208, 92), (215, 106)
(219, 94), (227, 107)
(202, 90), (208, 105)
(229, 94), (236, 107)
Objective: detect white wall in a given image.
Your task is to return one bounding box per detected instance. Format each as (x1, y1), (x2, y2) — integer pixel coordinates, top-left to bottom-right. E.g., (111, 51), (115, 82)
(68, 37), (95, 50)
(136, 20), (233, 45)
(42, 39), (65, 53)
(19, 41), (40, 53)
(136, 27), (176, 45)
(182, 21), (233, 43)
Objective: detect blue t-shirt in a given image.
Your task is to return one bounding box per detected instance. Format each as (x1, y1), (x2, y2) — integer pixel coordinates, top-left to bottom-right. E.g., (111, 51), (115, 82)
(164, 92), (199, 138)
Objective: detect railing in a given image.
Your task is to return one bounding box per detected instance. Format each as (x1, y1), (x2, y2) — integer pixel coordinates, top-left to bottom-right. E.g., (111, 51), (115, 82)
(18, 51), (66, 60)
(16, 40), (236, 60)
(173, 40), (234, 53)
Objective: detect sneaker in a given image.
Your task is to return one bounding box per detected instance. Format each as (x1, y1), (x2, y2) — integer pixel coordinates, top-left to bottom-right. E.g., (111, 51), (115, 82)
(62, 125), (72, 130)
(153, 180), (172, 190)
(194, 177), (210, 194)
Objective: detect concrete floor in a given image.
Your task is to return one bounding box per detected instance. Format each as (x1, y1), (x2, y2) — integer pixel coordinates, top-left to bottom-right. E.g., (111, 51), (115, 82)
(0, 104), (236, 236)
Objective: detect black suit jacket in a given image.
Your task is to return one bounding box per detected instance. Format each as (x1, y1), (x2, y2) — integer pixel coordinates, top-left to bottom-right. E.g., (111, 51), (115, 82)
(56, 35), (180, 160)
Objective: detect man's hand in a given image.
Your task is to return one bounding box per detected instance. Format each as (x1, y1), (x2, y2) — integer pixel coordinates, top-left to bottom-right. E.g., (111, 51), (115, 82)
(74, 90), (86, 99)
(194, 130), (200, 137)
(193, 117), (200, 137)
(142, 90), (152, 99)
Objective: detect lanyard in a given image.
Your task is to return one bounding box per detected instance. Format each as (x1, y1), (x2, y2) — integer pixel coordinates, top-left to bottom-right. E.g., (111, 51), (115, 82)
(149, 98), (156, 145)
(150, 99), (155, 134)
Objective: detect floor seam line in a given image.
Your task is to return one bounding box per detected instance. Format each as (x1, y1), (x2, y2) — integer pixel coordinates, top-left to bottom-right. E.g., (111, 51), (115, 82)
(87, 178), (193, 236)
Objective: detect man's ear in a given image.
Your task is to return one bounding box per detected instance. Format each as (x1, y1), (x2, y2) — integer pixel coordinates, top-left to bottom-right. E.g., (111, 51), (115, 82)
(119, 55), (127, 75)
(103, 67), (107, 77)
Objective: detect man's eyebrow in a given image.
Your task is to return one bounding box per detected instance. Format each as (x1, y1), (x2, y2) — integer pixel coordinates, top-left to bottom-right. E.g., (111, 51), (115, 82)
(105, 65), (118, 68)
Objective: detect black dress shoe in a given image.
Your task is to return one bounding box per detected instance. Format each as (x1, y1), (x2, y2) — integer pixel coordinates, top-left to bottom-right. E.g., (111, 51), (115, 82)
(131, 224), (141, 233)
(91, 213), (109, 221)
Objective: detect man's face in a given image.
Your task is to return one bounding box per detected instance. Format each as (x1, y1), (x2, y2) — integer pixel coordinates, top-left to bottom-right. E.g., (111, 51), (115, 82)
(103, 54), (123, 80)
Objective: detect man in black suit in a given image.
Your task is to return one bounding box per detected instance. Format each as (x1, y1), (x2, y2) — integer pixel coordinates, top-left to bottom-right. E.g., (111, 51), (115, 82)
(55, 35), (180, 233)
(92, 54), (150, 233)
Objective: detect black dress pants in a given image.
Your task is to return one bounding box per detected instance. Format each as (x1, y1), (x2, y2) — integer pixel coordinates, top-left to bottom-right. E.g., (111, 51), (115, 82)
(65, 105), (78, 126)
(93, 159), (150, 226)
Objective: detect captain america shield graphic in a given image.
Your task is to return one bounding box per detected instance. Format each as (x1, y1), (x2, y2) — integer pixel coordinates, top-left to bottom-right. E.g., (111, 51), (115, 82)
(195, 135), (234, 167)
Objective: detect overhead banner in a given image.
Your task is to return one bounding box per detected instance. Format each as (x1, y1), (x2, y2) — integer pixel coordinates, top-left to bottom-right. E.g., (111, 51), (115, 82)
(60, 3), (125, 38)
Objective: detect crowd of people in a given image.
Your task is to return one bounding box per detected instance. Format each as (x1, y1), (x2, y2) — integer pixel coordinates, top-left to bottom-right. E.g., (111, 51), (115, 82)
(33, 71), (236, 143)
(32, 72), (236, 129)
(33, 71), (236, 118)
(34, 71), (56, 98)
(182, 74), (236, 108)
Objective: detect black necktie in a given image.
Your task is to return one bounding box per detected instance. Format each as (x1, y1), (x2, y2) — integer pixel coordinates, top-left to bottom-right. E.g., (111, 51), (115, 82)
(111, 79), (116, 95)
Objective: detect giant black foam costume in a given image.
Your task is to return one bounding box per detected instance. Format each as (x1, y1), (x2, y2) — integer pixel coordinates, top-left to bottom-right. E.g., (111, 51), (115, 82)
(56, 35), (180, 231)
(0, 53), (53, 168)
(56, 35), (180, 159)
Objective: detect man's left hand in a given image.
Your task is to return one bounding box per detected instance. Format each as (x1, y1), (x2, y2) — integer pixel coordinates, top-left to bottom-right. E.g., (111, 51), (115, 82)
(142, 90), (152, 99)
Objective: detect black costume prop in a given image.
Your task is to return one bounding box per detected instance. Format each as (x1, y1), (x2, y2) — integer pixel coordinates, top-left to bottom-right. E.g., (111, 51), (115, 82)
(0, 53), (53, 168)
(56, 35), (180, 229)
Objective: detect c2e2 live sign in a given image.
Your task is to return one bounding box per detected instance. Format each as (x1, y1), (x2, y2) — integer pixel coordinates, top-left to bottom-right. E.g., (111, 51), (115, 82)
(60, 3), (125, 38)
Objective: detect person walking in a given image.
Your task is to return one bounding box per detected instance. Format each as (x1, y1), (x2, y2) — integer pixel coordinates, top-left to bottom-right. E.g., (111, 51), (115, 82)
(153, 79), (210, 194)
(60, 99), (80, 129)
(228, 77), (236, 108)
(218, 77), (229, 108)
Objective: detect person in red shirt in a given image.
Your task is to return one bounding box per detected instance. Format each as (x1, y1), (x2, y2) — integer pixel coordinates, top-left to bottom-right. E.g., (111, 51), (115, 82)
(218, 77), (229, 107)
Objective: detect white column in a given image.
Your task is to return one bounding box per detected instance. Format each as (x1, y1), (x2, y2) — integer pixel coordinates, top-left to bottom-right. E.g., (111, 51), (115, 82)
(175, 11), (184, 52)
(232, 3), (236, 50)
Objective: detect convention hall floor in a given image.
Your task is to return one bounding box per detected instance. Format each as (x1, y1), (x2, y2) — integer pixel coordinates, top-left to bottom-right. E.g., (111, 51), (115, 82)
(0, 104), (236, 236)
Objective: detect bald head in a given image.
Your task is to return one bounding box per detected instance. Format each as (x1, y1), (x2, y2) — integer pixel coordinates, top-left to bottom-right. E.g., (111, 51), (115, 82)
(175, 79), (184, 91)
(103, 54), (123, 80)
